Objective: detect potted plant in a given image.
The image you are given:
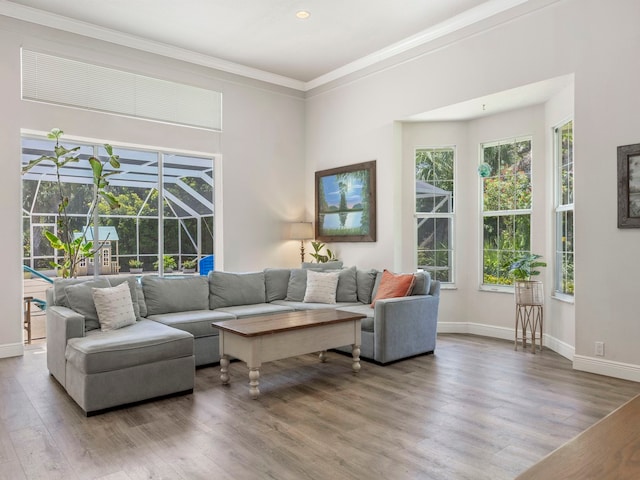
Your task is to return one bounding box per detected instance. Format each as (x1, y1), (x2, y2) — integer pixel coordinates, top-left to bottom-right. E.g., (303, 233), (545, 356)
(309, 241), (338, 263)
(128, 259), (143, 273)
(153, 255), (177, 273)
(182, 259), (197, 273)
(509, 253), (547, 305)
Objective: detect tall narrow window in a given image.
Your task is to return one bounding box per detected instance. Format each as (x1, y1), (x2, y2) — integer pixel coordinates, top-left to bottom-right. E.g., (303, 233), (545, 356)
(415, 147), (454, 283)
(555, 120), (574, 296)
(481, 137), (532, 286)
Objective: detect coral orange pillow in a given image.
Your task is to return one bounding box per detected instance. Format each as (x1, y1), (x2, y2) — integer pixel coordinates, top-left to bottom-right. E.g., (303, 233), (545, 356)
(370, 270), (416, 307)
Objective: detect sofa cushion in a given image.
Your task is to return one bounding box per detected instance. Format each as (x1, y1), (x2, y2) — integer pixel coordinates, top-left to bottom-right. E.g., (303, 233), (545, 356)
(336, 266), (358, 303)
(264, 268), (291, 302)
(371, 270), (416, 307)
(336, 304), (375, 332)
(301, 261), (343, 270)
(214, 303), (294, 318)
(142, 275), (209, 315)
(92, 282), (137, 332)
(64, 278), (111, 332)
(209, 271), (266, 309)
(148, 309), (235, 338)
(65, 319), (193, 374)
(411, 271), (432, 296)
(356, 269), (378, 304)
(136, 282), (148, 317)
(304, 270), (340, 304)
(285, 269), (308, 302)
(54, 277), (100, 308)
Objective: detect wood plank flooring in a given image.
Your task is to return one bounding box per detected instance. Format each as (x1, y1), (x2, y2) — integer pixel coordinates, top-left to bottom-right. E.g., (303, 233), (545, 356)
(1, 334), (638, 480)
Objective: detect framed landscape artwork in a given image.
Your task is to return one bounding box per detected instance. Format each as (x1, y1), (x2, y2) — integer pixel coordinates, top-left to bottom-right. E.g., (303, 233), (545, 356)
(315, 160), (376, 242)
(617, 143), (640, 228)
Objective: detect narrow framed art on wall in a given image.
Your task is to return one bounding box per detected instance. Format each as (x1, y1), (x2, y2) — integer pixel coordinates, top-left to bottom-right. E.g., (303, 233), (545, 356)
(315, 160), (376, 242)
(617, 143), (640, 228)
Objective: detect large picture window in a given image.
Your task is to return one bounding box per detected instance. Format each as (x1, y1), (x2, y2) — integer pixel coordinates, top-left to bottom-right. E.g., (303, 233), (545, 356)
(415, 147), (454, 283)
(481, 137), (532, 286)
(22, 134), (215, 276)
(555, 120), (574, 296)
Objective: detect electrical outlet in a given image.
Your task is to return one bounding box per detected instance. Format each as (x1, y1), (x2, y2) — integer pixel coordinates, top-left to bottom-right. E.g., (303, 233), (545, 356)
(595, 341), (605, 356)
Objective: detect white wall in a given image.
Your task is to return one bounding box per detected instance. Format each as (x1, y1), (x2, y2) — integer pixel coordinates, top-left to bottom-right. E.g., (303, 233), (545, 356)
(306, 0), (640, 380)
(0, 16), (305, 357)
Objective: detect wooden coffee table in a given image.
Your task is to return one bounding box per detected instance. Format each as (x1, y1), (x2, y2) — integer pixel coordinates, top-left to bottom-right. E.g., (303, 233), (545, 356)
(212, 309), (364, 398)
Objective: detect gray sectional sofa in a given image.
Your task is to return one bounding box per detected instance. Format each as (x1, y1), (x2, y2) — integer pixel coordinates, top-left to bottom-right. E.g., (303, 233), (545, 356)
(46, 264), (440, 415)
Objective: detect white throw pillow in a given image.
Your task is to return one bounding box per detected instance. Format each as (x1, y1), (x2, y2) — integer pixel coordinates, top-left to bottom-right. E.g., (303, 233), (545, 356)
(92, 282), (136, 332)
(303, 270), (340, 304)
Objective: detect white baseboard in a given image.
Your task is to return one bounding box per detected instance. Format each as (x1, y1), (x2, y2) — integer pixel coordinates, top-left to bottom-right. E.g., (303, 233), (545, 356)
(573, 355), (640, 383)
(0, 342), (24, 359)
(437, 322), (574, 361)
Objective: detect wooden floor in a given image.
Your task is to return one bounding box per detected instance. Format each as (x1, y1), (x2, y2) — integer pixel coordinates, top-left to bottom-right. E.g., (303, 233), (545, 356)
(1, 334), (638, 480)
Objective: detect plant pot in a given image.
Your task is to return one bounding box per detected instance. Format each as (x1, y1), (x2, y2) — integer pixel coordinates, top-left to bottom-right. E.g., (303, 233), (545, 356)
(514, 280), (544, 305)
(129, 268), (143, 274)
(182, 268), (196, 274)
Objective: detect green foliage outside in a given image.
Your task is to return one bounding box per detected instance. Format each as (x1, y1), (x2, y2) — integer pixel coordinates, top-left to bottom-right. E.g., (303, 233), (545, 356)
(415, 148), (454, 282)
(482, 140), (532, 286)
(21, 129), (120, 278)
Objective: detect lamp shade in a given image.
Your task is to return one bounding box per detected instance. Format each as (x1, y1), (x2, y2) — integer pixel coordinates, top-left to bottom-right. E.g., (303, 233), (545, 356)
(289, 222), (313, 240)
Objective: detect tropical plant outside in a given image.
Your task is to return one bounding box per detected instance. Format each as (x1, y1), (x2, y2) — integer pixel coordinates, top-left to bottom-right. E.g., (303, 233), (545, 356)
(21, 129), (121, 278)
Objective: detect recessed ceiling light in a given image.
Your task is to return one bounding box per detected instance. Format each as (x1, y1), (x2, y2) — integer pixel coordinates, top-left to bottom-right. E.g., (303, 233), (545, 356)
(296, 10), (311, 19)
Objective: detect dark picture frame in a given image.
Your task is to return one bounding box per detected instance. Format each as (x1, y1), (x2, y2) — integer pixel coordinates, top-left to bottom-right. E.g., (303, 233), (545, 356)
(617, 143), (640, 228)
(315, 160), (376, 242)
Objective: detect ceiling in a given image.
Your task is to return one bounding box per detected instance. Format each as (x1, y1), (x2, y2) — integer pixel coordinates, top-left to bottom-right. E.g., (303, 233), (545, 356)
(1, 0), (533, 91)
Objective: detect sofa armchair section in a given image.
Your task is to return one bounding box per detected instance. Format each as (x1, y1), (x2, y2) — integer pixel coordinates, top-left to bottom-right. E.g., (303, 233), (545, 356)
(46, 266), (439, 414)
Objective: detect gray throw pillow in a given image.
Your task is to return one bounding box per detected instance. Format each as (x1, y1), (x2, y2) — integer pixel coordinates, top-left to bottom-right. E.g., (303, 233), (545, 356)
(143, 275), (209, 315)
(285, 269), (308, 302)
(356, 269), (378, 304)
(411, 271), (432, 296)
(336, 266), (358, 303)
(209, 271), (266, 309)
(264, 268), (291, 302)
(54, 277), (94, 308)
(64, 278), (111, 331)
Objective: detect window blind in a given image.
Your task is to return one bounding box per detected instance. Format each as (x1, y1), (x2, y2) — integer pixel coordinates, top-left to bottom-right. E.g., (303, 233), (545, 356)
(21, 49), (222, 131)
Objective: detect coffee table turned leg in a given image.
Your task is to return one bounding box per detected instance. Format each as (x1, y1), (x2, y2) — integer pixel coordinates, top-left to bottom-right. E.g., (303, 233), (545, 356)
(220, 355), (230, 384)
(352, 344), (361, 373)
(249, 368), (260, 399)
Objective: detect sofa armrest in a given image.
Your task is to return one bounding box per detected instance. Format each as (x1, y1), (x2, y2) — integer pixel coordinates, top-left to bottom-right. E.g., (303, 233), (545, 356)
(373, 293), (439, 364)
(46, 305), (85, 387)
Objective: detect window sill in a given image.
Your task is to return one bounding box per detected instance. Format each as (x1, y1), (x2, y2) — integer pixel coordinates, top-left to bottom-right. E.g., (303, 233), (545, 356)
(479, 285), (513, 294)
(552, 293), (575, 304)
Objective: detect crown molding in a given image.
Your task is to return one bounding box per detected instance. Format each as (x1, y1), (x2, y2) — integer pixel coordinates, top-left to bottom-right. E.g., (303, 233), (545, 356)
(1, 0), (531, 92)
(305, 0), (530, 91)
(0, 0), (306, 91)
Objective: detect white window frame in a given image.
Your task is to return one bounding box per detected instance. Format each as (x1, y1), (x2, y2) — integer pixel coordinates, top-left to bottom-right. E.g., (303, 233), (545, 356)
(553, 118), (575, 300)
(480, 136), (533, 292)
(414, 146), (456, 285)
